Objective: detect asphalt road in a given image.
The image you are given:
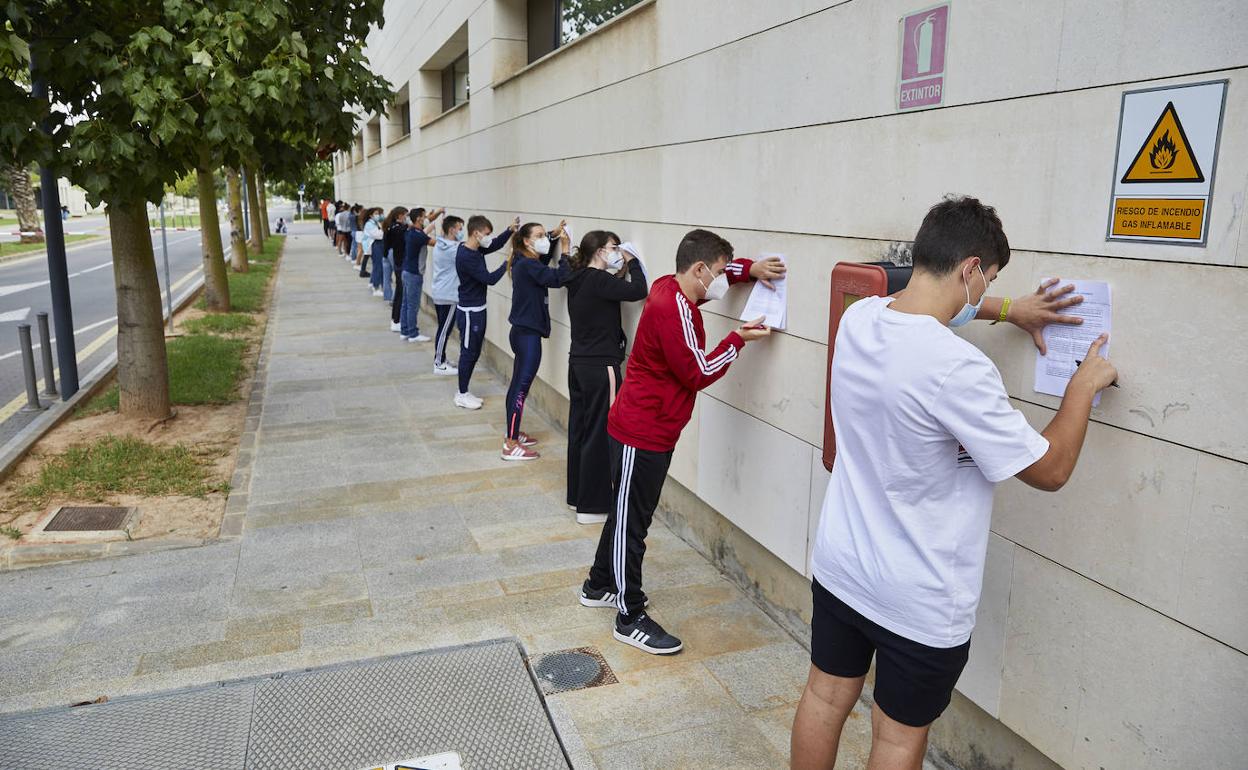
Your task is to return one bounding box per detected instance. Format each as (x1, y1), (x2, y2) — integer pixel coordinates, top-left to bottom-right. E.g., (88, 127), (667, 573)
(0, 205), (292, 444)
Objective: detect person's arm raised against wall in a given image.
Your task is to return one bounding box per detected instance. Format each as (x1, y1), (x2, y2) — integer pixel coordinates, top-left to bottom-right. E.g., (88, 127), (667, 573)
(1016, 334), (1118, 491)
(979, 278), (1085, 355)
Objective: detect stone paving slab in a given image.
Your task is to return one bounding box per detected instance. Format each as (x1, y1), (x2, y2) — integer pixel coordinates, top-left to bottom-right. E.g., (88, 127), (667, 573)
(0, 226), (872, 768)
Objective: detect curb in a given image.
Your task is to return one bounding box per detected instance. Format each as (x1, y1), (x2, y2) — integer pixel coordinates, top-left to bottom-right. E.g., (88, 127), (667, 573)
(0, 275), (206, 483)
(0, 235), (109, 266)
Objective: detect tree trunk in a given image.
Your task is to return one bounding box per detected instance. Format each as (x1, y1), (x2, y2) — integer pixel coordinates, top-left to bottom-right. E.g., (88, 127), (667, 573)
(257, 168), (271, 238)
(196, 159), (230, 311)
(225, 167), (249, 273)
(244, 166), (264, 254)
(108, 197), (172, 419)
(2, 155), (44, 244)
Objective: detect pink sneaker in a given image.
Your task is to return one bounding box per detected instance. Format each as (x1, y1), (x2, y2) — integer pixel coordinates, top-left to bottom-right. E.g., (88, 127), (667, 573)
(501, 439), (540, 461)
(516, 431), (538, 447)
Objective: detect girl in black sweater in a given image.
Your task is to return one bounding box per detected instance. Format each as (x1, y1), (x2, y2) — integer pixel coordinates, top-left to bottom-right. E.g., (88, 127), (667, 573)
(562, 230), (648, 523)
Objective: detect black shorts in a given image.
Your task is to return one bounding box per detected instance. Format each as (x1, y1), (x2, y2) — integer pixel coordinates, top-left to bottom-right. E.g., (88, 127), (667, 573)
(810, 578), (970, 727)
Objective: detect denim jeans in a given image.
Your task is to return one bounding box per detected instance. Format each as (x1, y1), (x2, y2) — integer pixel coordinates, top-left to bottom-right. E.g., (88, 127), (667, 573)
(400, 271), (423, 337)
(369, 242), (384, 290)
(381, 252), (395, 301)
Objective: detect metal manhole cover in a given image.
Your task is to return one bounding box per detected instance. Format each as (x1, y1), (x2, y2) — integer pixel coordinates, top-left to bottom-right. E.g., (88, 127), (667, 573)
(529, 647), (617, 695)
(44, 506), (133, 532)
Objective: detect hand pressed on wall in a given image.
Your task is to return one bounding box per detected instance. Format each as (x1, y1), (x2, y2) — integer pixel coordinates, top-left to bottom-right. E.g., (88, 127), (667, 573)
(1009, 277), (1085, 355)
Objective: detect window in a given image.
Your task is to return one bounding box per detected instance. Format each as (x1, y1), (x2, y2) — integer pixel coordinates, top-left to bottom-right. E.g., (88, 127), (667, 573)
(366, 117), (381, 155)
(441, 52), (470, 112)
(401, 102), (412, 136)
(528, 0), (644, 62)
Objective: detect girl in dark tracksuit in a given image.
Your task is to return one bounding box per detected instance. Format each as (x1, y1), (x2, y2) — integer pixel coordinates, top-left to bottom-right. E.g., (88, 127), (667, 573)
(562, 231), (648, 523)
(501, 221), (571, 461)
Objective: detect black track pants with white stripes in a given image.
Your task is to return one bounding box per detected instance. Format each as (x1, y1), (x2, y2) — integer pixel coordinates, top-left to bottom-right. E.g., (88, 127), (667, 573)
(586, 437), (673, 616)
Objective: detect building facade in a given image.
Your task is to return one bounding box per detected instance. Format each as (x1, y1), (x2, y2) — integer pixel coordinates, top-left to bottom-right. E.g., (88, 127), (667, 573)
(335, 2), (1247, 767)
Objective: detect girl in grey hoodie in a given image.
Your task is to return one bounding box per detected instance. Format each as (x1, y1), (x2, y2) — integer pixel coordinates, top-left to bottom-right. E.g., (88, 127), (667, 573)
(429, 215), (465, 375)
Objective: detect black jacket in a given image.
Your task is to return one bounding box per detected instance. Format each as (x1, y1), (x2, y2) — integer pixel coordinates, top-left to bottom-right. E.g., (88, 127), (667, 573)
(563, 259), (648, 364)
(383, 223), (408, 271)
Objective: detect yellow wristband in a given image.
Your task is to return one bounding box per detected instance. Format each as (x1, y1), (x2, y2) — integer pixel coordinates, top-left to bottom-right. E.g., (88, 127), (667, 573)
(992, 297), (1011, 325)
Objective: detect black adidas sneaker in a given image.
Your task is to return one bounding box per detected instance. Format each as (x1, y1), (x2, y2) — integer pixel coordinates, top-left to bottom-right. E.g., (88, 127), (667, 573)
(579, 584), (649, 609)
(613, 612), (683, 655)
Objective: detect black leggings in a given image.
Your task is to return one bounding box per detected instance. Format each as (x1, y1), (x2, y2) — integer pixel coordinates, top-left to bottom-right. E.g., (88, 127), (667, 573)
(567, 362), (621, 513)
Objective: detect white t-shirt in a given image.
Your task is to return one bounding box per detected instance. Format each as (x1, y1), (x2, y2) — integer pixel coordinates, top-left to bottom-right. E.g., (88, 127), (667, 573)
(811, 296), (1048, 648)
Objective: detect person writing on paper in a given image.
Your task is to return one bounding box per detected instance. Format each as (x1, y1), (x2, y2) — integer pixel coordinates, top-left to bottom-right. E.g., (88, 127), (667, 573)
(562, 231), (648, 523)
(578, 229), (785, 655)
(792, 196), (1118, 770)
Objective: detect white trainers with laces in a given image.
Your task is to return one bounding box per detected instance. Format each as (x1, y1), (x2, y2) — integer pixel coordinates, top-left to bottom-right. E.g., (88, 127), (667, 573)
(413, 334), (431, 342)
(454, 392), (482, 410)
(434, 362), (459, 376)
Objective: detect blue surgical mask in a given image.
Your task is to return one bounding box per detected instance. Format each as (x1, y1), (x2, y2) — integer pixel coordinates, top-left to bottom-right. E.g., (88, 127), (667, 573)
(949, 265), (986, 328)
(455, 229), (465, 242)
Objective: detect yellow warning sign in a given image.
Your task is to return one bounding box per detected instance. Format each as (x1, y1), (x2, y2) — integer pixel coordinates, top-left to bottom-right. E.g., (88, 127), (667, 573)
(1110, 198), (1205, 240)
(1120, 102), (1204, 184)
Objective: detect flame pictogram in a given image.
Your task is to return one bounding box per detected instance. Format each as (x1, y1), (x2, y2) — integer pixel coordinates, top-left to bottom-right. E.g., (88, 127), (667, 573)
(1149, 130), (1178, 170)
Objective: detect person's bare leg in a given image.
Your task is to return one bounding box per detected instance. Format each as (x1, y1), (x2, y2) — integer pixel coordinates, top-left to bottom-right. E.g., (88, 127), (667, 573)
(791, 665), (865, 769)
(866, 703), (929, 770)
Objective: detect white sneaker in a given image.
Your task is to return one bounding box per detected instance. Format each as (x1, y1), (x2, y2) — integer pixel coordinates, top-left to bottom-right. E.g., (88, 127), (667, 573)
(577, 512), (609, 525)
(454, 392), (482, 410)
(433, 362), (459, 376)
(389, 322), (401, 332)
(412, 334), (431, 342)
(372, 288), (383, 297)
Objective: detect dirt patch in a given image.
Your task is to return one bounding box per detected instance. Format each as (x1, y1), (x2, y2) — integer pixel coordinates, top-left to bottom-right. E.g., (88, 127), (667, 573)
(0, 241), (281, 555)
(0, 401), (246, 542)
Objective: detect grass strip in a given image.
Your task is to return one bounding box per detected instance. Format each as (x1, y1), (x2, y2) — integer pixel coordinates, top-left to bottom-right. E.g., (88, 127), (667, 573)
(20, 435), (224, 504)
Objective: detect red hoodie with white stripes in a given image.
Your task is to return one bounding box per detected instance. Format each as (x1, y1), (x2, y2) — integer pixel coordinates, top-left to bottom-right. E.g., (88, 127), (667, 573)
(607, 258), (755, 452)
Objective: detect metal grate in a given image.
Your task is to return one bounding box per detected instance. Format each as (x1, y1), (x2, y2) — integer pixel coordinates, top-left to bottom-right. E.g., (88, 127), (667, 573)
(528, 647), (618, 695)
(43, 506), (133, 532)
(0, 640), (569, 770)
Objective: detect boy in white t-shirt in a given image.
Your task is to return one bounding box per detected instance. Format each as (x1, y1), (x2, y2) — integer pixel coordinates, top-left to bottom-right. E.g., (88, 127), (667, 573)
(792, 196), (1118, 769)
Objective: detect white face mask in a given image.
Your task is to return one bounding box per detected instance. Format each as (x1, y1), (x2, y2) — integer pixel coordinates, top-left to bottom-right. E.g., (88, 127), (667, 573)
(531, 236), (551, 255)
(698, 264), (729, 301)
(475, 231), (491, 245)
(604, 250), (625, 271)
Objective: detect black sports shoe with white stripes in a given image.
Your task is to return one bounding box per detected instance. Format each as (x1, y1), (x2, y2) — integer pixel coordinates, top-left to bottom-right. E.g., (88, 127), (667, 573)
(579, 584), (648, 609)
(613, 612), (682, 655)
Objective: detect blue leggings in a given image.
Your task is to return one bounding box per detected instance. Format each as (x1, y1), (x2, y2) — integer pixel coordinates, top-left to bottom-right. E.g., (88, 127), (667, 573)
(505, 328), (542, 441)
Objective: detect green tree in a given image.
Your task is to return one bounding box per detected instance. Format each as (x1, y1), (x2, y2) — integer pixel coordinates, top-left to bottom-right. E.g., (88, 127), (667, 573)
(271, 158), (333, 206)
(0, 156), (43, 242)
(562, 0), (642, 42)
(1, 0), (391, 418)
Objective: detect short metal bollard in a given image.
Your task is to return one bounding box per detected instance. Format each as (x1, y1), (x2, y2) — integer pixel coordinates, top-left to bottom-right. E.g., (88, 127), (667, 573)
(18, 324), (46, 412)
(36, 311), (57, 397)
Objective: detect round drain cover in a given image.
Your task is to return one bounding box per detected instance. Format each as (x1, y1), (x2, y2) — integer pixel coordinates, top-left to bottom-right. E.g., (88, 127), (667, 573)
(533, 651), (602, 691)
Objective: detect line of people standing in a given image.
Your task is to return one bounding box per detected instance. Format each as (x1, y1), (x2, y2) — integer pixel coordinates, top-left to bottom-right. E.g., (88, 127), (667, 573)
(319, 199), (785, 661)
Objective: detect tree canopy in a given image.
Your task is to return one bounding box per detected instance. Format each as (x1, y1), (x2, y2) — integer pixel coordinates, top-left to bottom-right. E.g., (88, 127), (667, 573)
(1, 0), (392, 205)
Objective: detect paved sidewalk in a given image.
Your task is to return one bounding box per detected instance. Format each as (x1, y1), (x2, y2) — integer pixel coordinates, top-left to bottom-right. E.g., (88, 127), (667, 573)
(0, 225), (876, 768)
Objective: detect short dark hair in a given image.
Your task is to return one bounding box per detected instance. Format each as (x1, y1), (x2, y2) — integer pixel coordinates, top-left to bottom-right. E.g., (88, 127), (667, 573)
(409, 207), (426, 220)
(466, 215), (493, 237)
(912, 195), (1010, 275)
(675, 228), (733, 273)
(443, 215), (463, 234)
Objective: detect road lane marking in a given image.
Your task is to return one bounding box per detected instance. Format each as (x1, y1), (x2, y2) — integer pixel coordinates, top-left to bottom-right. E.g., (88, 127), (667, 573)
(0, 266), (203, 422)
